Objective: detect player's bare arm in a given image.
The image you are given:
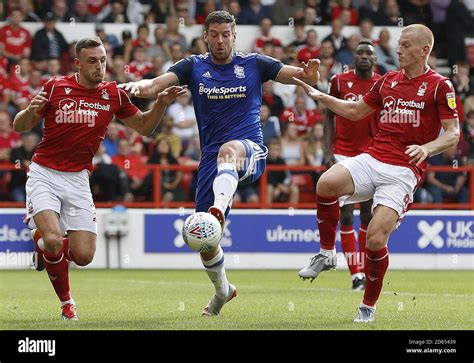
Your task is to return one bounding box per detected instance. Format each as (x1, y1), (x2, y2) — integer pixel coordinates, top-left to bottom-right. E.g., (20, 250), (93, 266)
(405, 118), (460, 166)
(323, 108), (336, 167)
(120, 85), (187, 136)
(276, 59), (320, 86)
(13, 91), (47, 132)
(118, 72), (179, 98)
(293, 77), (375, 121)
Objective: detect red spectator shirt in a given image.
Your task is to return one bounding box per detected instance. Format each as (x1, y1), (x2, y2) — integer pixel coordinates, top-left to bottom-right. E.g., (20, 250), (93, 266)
(87, 0), (109, 14)
(112, 154), (148, 180)
(254, 36), (283, 53)
(33, 74), (139, 172)
(363, 68), (458, 179)
(8, 71), (29, 93)
(280, 107), (322, 136)
(128, 61), (153, 79)
(0, 73), (10, 103)
(329, 70), (381, 156)
(0, 24), (31, 58)
(297, 46), (320, 63)
(0, 130), (21, 149)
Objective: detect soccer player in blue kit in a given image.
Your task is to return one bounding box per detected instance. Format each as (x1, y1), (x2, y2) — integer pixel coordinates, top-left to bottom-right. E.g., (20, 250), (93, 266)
(120, 11), (320, 316)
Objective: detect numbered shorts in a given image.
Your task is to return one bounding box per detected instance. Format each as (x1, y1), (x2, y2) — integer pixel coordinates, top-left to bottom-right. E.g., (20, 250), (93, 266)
(337, 153), (417, 221)
(25, 162), (97, 235)
(195, 139), (268, 216)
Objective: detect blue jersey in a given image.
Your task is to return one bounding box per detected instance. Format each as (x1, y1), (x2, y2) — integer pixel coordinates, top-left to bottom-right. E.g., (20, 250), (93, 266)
(168, 52), (283, 153)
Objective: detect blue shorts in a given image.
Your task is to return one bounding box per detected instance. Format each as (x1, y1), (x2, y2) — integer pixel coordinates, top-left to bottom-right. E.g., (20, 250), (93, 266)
(195, 139), (268, 216)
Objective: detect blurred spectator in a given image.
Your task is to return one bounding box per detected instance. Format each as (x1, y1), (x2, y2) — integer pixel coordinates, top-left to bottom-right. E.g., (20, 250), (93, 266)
(163, 43), (185, 72)
(148, 26), (171, 60)
(266, 138), (299, 203)
(114, 30), (133, 63)
(67, 0), (97, 22)
(280, 122), (305, 165)
(128, 47), (153, 81)
(375, 29), (399, 72)
(280, 93), (320, 136)
(446, 0), (474, 67)
(133, 23), (151, 49)
(155, 116), (182, 158)
(239, 0), (272, 25)
(462, 110), (474, 164)
(8, 57), (31, 95)
(42, 58), (61, 82)
(95, 23), (119, 49)
(144, 55), (166, 78)
(260, 103), (281, 145)
(176, 2), (195, 26)
(234, 182), (259, 204)
(399, 0), (432, 26)
(332, 0), (359, 25)
(227, 0), (242, 24)
(0, 8), (32, 65)
(50, 0), (70, 22)
(304, 2), (324, 25)
(297, 29), (320, 63)
(336, 33), (360, 68)
(110, 56), (129, 83)
(15, 69), (43, 111)
(379, 0), (400, 26)
(103, 122), (121, 157)
(16, 0), (41, 22)
(359, 18), (375, 41)
(196, 0), (217, 24)
(302, 123), (324, 167)
(166, 90), (198, 149)
(87, 0), (110, 17)
(253, 17), (282, 54)
(430, 0), (451, 58)
(165, 16), (188, 52)
(426, 147), (469, 203)
(0, 72), (13, 112)
(319, 39), (342, 76)
(150, 0), (175, 23)
(102, 1), (130, 23)
(287, 17), (306, 52)
(452, 62), (472, 102)
(323, 18), (347, 52)
(358, 0), (384, 24)
(262, 81), (284, 118)
(0, 110), (21, 162)
(272, 0), (304, 25)
(190, 37), (207, 55)
(31, 12), (68, 71)
(112, 139), (148, 201)
(143, 138), (184, 202)
(9, 132), (38, 201)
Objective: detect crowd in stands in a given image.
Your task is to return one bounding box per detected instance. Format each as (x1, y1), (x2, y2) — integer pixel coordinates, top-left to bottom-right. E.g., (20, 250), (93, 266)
(0, 0), (473, 205)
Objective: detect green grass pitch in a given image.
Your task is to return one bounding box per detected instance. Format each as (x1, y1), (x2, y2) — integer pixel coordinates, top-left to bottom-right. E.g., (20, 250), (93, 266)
(1, 269), (472, 330)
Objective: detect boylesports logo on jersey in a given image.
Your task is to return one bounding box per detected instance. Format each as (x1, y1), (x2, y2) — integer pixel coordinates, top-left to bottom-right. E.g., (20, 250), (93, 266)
(198, 83), (247, 100)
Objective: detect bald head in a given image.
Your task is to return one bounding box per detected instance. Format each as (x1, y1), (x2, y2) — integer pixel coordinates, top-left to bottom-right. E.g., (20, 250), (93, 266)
(401, 24), (434, 53)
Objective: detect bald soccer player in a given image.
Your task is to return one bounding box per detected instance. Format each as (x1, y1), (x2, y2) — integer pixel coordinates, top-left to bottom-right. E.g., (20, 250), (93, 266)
(294, 24), (460, 322)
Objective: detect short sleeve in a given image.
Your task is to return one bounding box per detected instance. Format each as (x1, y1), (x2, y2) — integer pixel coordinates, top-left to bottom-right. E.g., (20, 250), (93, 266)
(116, 88), (140, 120)
(256, 54), (284, 83)
(362, 74), (386, 109)
(328, 75), (339, 97)
(167, 57), (193, 85)
(435, 79), (459, 120)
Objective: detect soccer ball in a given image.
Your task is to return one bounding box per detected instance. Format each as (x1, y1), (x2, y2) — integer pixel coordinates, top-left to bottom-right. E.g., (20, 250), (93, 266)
(182, 212), (222, 252)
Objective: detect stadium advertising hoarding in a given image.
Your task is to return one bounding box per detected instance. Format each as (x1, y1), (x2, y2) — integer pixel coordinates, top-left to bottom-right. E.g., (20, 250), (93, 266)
(0, 214), (33, 253)
(144, 211), (474, 254)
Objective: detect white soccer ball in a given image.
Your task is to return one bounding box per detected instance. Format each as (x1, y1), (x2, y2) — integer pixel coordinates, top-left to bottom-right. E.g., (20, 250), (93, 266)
(182, 212), (222, 252)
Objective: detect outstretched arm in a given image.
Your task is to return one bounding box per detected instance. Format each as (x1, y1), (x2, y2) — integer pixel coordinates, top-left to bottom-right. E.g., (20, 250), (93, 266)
(293, 77), (375, 121)
(120, 86), (187, 136)
(275, 59), (320, 86)
(118, 72), (180, 99)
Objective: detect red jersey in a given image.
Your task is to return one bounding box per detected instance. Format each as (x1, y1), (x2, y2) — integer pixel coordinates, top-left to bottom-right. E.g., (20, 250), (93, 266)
(33, 74), (139, 172)
(363, 68), (458, 179)
(0, 24), (31, 58)
(329, 70), (381, 156)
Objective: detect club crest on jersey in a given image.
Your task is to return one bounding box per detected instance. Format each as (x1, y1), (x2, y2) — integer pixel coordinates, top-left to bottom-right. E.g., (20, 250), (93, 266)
(65, 87), (72, 95)
(417, 82), (428, 96)
(347, 81), (353, 88)
(101, 89), (109, 100)
(446, 92), (456, 110)
(234, 65), (245, 79)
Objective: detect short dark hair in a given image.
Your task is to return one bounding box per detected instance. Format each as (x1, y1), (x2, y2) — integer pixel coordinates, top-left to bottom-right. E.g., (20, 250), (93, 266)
(204, 11), (236, 32)
(357, 39), (375, 48)
(75, 37), (103, 57)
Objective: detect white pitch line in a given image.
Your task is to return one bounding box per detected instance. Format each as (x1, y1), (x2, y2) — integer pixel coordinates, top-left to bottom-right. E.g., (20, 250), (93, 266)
(84, 278), (473, 299)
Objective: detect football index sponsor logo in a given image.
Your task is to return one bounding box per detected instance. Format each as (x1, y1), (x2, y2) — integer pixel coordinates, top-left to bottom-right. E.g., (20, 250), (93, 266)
(173, 218), (232, 248)
(55, 99), (110, 127)
(380, 96), (421, 127)
(417, 220), (474, 249)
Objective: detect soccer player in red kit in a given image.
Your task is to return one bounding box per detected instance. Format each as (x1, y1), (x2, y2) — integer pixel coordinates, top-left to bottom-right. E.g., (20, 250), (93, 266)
(13, 37), (186, 320)
(322, 40), (381, 291)
(295, 24), (459, 322)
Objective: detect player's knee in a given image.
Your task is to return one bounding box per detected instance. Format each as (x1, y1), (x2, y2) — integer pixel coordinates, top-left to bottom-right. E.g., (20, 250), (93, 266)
(316, 173), (338, 197)
(366, 231), (388, 251)
(217, 143), (238, 164)
(42, 232), (63, 255)
(73, 248), (95, 266)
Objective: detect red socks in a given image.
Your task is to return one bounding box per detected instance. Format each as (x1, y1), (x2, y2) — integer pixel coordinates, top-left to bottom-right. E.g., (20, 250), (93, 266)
(43, 248), (71, 303)
(340, 225), (360, 275)
(358, 223), (368, 272)
(316, 194), (340, 250)
(363, 247), (389, 307)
